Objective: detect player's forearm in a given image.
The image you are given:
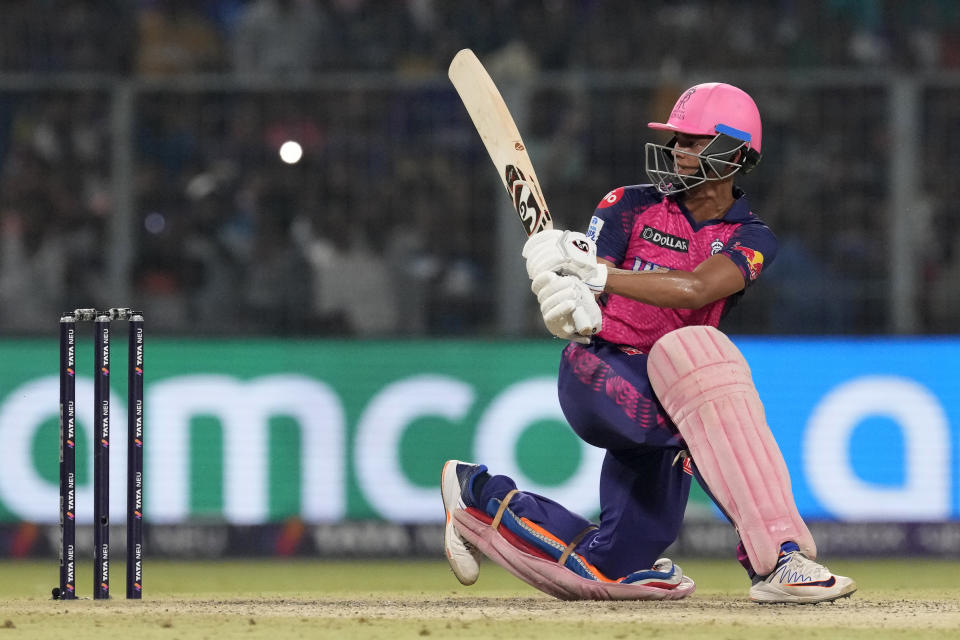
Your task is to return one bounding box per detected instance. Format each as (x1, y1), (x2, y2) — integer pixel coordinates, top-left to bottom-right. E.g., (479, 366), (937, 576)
(602, 267), (714, 309)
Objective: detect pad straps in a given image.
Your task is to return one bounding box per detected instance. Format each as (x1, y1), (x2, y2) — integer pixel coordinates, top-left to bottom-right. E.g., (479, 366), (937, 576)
(491, 489), (598, 567)
(490, 489), (518, 531)
(558, 524), (599, 566)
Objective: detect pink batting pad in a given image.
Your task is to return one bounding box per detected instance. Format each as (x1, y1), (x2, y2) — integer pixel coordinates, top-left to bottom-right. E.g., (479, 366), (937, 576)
(647, 325), (815, 576)
(452, 508), (695, 601)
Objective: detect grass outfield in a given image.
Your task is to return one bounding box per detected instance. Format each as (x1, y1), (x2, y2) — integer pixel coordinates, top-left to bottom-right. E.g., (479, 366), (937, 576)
(1, 558), (958, 639)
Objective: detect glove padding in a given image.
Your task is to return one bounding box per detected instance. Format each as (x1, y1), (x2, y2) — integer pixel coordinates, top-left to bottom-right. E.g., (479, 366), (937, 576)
(523, 229), (608, 293)
(535, 272), (602, 344)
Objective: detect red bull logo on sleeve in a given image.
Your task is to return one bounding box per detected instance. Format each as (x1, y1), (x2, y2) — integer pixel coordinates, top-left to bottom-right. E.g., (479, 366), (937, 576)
(732, 243), (764, 280)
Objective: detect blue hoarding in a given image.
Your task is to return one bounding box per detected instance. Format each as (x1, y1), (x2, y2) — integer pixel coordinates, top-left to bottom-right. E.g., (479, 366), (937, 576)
(740, 338), (959, 521)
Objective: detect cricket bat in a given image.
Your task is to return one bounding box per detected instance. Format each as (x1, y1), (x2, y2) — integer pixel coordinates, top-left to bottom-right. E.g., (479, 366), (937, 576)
(448, 49), (553, 237)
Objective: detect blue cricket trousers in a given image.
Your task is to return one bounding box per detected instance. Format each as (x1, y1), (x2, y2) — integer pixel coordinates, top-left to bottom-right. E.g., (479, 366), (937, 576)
(476, 339), (692, 580)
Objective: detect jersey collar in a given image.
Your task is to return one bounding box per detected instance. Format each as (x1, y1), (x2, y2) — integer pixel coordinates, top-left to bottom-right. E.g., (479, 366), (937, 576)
(672, 187), (753, 230)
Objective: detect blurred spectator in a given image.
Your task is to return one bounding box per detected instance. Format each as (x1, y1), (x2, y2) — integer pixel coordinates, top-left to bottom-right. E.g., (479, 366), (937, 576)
(0, 90), (111, 332)
(298, 212), (400, 335)
(232, 0), (327, 77)
(0, 1), (958, 336)
(0, 207), (66, 331)
(243, 186), (314, 332)
(57, 0), (137, 73)
(137, 0), (225, 75)
(0, 0), (134, 73)
(323, 0), (422, 71)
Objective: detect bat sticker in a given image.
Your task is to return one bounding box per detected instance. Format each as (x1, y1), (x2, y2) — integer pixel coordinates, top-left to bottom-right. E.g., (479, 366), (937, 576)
(505, 165), (551, 235)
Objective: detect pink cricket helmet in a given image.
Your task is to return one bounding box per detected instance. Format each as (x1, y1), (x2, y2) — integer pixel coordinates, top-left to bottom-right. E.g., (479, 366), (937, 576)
(648, 82), (762, 153)
(645, 82), (763, 194)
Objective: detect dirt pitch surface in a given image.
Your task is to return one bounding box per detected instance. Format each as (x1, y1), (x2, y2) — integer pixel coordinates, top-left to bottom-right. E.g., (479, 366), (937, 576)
(179, 594), (959, 626)
(2, 594), (959, 640)
(4, 559), (960, 639)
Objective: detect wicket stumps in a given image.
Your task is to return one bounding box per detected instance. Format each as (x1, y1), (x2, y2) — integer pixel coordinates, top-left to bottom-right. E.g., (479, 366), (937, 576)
(55, 308), (144, 601)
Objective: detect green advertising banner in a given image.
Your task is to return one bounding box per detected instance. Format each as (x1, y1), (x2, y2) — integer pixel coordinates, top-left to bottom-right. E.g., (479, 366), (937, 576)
(0, 338), (712, 525)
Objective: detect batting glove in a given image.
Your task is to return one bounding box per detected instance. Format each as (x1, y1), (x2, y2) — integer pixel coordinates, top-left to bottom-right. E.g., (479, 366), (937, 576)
(535, 272), (602, 343)
(523, 229), (608, 293)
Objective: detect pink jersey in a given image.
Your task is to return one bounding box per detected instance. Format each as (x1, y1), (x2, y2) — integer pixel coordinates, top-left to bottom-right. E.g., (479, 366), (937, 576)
(585, 185), (777, 352)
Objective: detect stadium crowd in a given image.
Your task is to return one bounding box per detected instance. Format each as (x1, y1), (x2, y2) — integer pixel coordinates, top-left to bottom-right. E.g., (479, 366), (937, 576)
(0, 1), (958, 75)
(0, 0), (958, 335)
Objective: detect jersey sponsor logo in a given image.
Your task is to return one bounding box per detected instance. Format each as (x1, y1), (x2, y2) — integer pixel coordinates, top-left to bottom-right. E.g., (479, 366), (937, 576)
(632, 257), (669, 272)
(597, 187), (624, 209)
(586, 216), (604, 241)
(731, 242), (765, 280)
(640, 225), (689, 253)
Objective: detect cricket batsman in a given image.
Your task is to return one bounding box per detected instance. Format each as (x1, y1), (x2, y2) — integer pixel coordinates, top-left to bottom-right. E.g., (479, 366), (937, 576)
(441, 82), (856, 603)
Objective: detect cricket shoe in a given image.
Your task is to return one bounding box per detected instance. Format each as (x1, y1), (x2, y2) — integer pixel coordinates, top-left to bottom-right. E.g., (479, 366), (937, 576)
(441, 459), (485, 585)
(749, 542), (857, 604)
(621, 558), (689, 589)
